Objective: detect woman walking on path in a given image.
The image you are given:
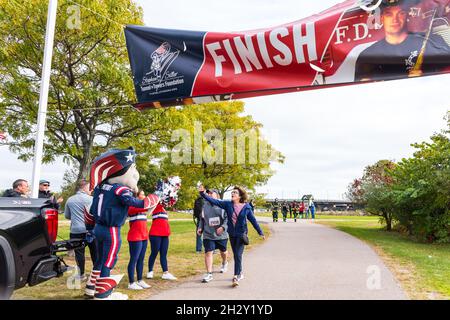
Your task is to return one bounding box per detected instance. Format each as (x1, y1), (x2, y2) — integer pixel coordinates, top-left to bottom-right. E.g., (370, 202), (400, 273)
(127, 190), (151, 290)
(198, 185), (265, 287)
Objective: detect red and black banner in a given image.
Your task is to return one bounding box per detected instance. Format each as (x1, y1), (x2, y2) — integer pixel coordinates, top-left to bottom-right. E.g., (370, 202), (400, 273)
(125, 0), (450, 109)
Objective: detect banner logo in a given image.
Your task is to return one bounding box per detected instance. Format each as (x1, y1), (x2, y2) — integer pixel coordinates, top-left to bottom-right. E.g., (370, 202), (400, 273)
(141, 42), (184, 93)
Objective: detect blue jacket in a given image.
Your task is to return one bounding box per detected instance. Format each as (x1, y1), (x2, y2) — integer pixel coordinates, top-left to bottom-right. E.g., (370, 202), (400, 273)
(200, 192), (264, 238)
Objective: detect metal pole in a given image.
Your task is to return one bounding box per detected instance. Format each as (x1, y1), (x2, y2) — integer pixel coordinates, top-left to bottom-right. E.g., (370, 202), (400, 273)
(31, 0), (58, 198)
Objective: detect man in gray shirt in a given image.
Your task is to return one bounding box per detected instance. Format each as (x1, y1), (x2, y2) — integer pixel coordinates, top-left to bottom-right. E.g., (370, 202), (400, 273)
(64, 180), (98, 281)
(197, 189), (228, 283)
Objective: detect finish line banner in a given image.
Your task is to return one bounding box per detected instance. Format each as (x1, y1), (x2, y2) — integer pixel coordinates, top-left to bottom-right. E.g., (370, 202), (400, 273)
(125, 0), (450, 109)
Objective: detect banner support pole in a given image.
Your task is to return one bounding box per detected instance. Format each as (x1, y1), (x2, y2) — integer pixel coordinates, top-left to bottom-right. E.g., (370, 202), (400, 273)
(31, 0), (58, 198)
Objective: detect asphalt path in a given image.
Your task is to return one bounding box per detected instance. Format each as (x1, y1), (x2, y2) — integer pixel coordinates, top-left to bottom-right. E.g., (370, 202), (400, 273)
(148, 218), (406, 300)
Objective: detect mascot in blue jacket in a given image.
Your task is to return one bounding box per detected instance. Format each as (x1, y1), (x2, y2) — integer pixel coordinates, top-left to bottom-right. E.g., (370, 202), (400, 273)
(84, 147), (159, 300)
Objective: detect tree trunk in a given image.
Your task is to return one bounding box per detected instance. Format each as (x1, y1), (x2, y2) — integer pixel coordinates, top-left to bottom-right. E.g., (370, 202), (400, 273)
(386, 215), (392, 231)
(383, 210), (392, 231)
(76, 145), (93, 186)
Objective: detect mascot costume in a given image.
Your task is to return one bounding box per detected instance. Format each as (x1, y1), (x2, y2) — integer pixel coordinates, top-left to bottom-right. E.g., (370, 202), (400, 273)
(84, 147), (159, 300)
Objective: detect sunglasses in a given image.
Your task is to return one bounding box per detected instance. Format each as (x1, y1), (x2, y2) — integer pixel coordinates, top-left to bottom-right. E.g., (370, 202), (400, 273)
(231, 191), (239, 195)
(41, 184), (50, 187)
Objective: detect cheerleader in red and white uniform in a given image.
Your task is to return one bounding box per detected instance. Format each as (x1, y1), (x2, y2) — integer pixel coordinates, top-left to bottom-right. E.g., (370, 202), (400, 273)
(127, 190), (151, 290)
(146, 202), (177, 280)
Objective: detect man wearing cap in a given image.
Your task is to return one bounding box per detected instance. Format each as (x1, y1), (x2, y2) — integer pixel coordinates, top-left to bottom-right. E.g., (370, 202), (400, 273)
(355, 0), (450, 81)
(197, 189), (229, 283)
(38, 179), (63, 209)
(84, 147), (159, 300)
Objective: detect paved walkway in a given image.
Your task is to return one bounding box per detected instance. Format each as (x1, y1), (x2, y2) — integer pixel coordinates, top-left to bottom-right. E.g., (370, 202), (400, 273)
(148, 218), (406, 300)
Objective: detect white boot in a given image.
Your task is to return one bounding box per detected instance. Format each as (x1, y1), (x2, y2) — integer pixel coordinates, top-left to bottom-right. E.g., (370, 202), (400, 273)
(94, 274), (125, 300)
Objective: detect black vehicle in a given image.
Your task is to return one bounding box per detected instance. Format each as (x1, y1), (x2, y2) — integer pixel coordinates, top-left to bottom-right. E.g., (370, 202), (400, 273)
(0, 197), (84, 299)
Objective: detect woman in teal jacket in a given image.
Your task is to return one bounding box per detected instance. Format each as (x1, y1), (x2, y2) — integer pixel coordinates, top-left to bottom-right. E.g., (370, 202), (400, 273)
(199, 185), (265, 287)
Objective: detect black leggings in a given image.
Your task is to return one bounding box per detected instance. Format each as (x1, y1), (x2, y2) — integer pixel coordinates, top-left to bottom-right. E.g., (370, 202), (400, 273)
(70, 232), (98, 276)
(230, 236), (245, 276)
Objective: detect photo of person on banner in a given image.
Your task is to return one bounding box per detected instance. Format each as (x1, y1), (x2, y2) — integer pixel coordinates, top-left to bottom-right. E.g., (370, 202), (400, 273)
(355, 0), (450, 82)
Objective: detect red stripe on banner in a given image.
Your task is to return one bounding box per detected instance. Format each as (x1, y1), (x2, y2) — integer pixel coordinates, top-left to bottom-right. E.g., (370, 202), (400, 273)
(191, 9), (343, 97)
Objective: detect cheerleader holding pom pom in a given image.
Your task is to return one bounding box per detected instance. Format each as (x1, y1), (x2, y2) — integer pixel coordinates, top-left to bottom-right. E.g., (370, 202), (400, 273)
(147, 176), (181, 281)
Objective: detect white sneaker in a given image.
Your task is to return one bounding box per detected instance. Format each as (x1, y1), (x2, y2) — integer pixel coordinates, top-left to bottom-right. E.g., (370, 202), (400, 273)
(161, 272), (177, 281)
(237, 274), (244, 281)
(128, 282), (143, 290)
(137, 280), (151, 289)
(202, 273), (213, 283)
(220, 262), (228, 273)
(146, 271), (154, 279)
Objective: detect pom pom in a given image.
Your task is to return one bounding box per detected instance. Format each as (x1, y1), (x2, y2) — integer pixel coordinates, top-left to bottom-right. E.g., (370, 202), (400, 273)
(155, 176), (182, 208)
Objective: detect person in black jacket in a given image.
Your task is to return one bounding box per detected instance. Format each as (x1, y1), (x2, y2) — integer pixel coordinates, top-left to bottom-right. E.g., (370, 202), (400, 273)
(271, 199), (279, 222)
(281, 202), (289, 222)
(193, 195), (204, 253)
(38, 179), (63, 210)
(2, 179), (30, 197)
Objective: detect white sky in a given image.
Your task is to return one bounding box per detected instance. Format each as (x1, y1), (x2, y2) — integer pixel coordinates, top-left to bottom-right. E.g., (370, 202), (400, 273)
(1, 0), (449, 200)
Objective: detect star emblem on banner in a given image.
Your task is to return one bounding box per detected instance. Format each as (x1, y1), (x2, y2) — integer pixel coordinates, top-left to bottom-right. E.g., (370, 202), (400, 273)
(125, 153), (134, 162)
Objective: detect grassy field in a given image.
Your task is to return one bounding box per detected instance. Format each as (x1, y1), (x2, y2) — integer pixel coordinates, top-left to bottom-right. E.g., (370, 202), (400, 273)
(316, 216), (450, 300)
(12, 215), (269, 300)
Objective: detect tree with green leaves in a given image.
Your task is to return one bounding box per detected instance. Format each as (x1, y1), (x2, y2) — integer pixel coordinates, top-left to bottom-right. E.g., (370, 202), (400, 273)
(348, 112), (450, 241)
(0, 0), (170, 185)
(348, 160), (397, 231)
(138, 101), (284, 209)
(390, 127), (450, 242)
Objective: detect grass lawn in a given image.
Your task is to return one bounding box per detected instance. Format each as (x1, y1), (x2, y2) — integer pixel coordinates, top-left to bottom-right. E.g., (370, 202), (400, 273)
(316, 216), (450, 300)
(12, 215), (269, 300)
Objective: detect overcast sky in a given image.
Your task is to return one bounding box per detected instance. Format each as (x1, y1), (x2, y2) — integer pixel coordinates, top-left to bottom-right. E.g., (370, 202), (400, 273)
(1, 0), (449, 200)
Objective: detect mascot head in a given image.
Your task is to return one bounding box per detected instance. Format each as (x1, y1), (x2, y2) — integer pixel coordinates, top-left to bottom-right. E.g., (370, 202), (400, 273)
(90, 147), (140, 193)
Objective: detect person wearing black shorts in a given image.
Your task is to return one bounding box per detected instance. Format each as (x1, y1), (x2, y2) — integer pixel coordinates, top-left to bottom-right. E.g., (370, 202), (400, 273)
(197, 189), (229, 283)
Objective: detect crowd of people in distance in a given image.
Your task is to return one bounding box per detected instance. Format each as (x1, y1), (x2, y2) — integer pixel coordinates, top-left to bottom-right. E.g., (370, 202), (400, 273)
(271, 198), (315, 222)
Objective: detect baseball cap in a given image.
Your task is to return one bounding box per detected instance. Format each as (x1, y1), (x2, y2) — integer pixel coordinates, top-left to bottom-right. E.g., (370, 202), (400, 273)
(206, 188), (219, 195)
(39, 179), (50, 185)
